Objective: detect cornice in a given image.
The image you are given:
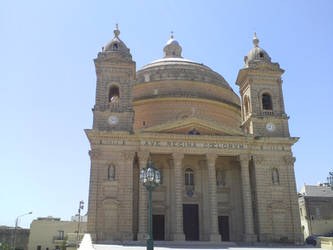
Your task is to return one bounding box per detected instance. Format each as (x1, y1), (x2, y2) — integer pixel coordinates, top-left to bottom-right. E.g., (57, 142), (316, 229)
(133, 97), (241, 113)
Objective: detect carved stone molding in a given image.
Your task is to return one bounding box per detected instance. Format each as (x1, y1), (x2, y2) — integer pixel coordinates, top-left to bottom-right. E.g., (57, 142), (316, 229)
(238, 154), (251, 163)
(206, 153), (217, 167)
(252, 155), (265, 165)
(172, 152), (184, 164)
(284, 156), (296, 165)
(89, 149), (100, 160)
(137, 151), (150, 168)
(120, 151), (135, 162)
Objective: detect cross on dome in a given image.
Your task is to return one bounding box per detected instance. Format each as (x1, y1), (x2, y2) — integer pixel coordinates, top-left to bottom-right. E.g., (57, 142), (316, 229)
(114, 23), (120, 37)
(253, 32), (259, 47)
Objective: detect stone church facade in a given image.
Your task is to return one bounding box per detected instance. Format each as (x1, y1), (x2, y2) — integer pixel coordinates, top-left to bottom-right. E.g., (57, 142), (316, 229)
(85, 26), (303, 244)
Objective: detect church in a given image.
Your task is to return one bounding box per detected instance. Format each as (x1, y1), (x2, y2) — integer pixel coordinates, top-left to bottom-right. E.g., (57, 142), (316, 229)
(85, 25), (303, 244)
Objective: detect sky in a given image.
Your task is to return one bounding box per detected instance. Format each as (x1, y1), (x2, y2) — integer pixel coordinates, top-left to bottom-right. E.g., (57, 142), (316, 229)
(1, 0), (333, 229)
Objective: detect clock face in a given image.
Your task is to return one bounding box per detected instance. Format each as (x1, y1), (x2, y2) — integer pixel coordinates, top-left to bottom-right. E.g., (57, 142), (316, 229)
(108, 116), (118, 125)
(266, 122), (275, 132)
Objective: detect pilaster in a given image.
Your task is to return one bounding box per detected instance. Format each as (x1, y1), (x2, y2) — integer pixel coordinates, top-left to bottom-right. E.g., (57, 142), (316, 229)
(137, 151), (150, 241)
(172, 152), (185, 241)
(239, 154), (257, 242)
(87, 149), (101, 241)
(284, 156), (304, 245)
(206, 153), (221, 241)
(118, 151), (136, 240)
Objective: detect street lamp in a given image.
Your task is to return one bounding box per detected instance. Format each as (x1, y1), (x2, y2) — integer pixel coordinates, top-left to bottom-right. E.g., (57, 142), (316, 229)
(139, 156), (161, 250)
(13, 211), (32, 250)
(76, 200), (84, 247)
(327, 171), (333, 190)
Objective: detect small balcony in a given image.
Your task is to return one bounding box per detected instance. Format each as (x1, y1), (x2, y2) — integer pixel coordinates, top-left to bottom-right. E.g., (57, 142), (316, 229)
(263, 110), (273, 115)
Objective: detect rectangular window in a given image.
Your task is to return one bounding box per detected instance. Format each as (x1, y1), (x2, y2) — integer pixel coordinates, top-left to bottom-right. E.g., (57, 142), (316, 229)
(58, 231), (64, 240)
(37, 246), (41, 250)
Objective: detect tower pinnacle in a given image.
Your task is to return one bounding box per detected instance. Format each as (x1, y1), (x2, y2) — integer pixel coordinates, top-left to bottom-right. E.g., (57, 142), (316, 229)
(114, 23), (120, 37)
(253, 32), (259, 47)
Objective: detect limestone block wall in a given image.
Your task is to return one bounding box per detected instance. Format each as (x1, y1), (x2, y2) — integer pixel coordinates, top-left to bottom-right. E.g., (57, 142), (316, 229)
(252, 155), (302, 243)
(133, 81), (240, 106)
(87, 149), (135, 242)
(133, 99), (240, 130)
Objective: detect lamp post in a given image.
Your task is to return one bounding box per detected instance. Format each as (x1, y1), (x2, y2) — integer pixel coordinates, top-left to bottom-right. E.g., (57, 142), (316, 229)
(13, 211), (32, 250)
(139, 156), (161, 250)
(76, 200), (84, 247)
(327, 171), (333, 190)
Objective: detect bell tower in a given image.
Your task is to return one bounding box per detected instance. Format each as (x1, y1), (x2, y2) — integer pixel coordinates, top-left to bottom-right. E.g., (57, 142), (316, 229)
(236, 33), (290, 137)
(93, 24), (135, 132)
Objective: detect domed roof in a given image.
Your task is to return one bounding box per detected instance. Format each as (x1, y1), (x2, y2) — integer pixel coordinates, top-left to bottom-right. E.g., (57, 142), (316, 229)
(166, 35), (180, 46)
(163, 33), (182, 58)
(244, 33), (271, 67)
(102, 24), (132, 59)
(136, 34), (232, 90)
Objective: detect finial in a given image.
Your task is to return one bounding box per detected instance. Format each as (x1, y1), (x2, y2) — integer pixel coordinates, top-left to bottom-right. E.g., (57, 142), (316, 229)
(253, 32), (259, 47)
(170, 31), (174, 39)
(114, 23), (120, 37)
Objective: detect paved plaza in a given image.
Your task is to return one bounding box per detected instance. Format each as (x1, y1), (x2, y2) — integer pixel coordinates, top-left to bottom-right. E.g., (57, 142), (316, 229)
(94, 243), (316, 250)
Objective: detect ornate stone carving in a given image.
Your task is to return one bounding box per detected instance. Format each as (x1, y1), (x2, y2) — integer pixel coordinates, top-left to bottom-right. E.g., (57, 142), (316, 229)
(252, 155), (265, 165)
(120, 151), (135, 162)
(284, 156), (296, 165)
(89, 149), (100, 159)
(172, 152), (184, 163)
(238, 154), (251, 163)
(137, 151), (150, 168)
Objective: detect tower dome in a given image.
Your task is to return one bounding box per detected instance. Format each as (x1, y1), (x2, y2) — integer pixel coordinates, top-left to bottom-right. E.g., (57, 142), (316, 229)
(244, 33), (271, 67)
(102, 24), (132, 60)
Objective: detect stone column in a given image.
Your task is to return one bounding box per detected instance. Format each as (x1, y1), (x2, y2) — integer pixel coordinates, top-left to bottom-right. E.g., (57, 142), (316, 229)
(206, 153), (221, 241)
(137, 152), (150, 241)
(239, 154), (257, 242)
(172, 152), (185, 241)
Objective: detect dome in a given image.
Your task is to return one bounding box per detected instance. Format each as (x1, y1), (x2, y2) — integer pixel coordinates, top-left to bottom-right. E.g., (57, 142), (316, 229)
(136, 34), (232, 90)
(166, 37), (180, 46)
(133, 34), (241, 131)
(244, 33), (271, 67)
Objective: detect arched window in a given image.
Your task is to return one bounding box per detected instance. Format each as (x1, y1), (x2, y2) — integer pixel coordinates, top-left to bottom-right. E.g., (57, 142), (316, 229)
(109, 86), (119, 104)
(108, 165), (115, 181)
(185, 168), (194, 186)
(112, 43), (118, 50)
(272, 168), (279, 185)
(262, 93), (272, 110)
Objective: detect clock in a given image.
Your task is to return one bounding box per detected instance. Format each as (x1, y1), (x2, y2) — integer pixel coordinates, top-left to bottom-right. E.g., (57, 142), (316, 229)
(108, 116), (119, 125)
(266, 122), (275, 132)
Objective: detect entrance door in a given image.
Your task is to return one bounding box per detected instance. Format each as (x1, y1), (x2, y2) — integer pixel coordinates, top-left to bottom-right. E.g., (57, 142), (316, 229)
(218, 216), (230, 241)
(153, 215), (165, 240)
(183, 204), (199, 240)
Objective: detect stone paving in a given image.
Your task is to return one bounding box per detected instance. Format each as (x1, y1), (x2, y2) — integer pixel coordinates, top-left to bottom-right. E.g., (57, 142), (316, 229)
(94, 243), (317, 250)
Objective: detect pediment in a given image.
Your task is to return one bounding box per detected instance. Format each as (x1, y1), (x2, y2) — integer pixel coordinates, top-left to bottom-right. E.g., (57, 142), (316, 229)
(140, 117), (244, 136)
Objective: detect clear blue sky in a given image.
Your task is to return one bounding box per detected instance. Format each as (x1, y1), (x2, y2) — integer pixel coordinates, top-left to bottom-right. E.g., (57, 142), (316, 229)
(1, 0), (333, 228)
